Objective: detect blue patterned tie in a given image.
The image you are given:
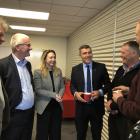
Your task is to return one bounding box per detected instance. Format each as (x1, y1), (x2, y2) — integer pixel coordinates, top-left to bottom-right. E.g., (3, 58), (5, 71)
(86, 65), (91, 92)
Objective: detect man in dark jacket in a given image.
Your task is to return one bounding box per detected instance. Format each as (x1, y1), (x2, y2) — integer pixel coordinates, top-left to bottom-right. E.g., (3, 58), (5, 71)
(112, 20), (140, 140)
(0, 33), (35, 140)
(106, 41), (140, 140)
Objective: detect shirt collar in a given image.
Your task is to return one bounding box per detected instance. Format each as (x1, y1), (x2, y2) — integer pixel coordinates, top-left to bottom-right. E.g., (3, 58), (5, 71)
(123, 60), (140, 73)
(83, 62), (92, 68)
(12, 53), (27, 67)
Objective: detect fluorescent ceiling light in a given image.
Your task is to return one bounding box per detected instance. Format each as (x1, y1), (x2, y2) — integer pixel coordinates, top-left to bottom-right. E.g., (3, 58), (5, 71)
(0, 8), (49, 20)
(10, 25), (46, 32)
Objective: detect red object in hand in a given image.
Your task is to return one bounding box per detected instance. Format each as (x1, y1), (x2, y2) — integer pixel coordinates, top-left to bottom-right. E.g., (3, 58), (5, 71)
(83, 93), (91, 102)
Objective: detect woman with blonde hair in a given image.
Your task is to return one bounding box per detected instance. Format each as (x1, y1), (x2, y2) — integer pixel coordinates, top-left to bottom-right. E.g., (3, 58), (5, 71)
(34, 50), (64, 140)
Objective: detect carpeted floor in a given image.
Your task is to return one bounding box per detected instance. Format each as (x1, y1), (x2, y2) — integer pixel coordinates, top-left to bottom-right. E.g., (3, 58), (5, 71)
(32, 118), (92, 140)
(61, 119), (77, 140)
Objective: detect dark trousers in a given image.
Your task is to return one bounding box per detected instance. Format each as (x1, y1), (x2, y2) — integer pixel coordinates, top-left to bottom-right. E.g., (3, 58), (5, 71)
(36, 99), (62, 140)
(1, 107), (34, 140)
(75, 102), (103, 140)
(108, 113), (130, 140)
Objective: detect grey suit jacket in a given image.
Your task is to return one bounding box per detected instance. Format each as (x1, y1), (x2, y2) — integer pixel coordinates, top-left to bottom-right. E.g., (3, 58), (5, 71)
(34, 69), (65, 115)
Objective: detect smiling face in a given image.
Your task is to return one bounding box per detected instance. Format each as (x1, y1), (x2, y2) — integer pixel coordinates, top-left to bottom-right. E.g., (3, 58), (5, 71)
(120, 44), (135, 66)
(80, 47), (93, 64)
(45, 51), (56, 69)
(15, 37), (32, 59)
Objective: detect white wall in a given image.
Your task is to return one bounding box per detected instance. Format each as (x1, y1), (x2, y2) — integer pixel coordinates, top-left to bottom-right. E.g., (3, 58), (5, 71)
(0, 33), (67, 76)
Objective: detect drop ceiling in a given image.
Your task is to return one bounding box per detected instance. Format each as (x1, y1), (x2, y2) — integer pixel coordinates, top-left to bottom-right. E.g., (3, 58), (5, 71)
(0, 0), (115, 37)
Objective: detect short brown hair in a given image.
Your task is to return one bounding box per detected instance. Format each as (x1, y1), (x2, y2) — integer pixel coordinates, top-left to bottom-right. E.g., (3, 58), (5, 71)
(79, 45), (92, 55)
(123, 41), (140, 55)
(79, 45), (91, 51)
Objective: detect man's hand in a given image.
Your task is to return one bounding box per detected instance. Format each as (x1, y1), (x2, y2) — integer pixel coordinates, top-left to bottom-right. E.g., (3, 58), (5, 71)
(113, 85), (129, 93)
(74, 92), (87, 103)
(91, 90), (100, 100)
(112, 92), (123, 103)
(105, 100), (112, 112)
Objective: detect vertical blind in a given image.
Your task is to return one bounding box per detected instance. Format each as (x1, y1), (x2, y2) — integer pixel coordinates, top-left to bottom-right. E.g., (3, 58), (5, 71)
(66, 0), (140, 139)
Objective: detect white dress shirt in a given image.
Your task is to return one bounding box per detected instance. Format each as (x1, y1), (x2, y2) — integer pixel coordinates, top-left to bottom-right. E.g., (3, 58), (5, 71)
(12, 54), (34, 110)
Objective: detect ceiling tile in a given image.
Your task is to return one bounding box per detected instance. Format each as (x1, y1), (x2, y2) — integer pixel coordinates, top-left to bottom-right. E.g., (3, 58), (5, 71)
(51, 5), (80, 16)
(77, 8), (99, 17)
(85, 0), (114, 9)
(47, 20), (81, 28)
(49, 14), (89, 22)
(0, 0), (20, 9)
(0, 0), (115, 37)
(52, 0), (87, 7)
(20, 1), (51, 12)
(21, 0), (52, 3)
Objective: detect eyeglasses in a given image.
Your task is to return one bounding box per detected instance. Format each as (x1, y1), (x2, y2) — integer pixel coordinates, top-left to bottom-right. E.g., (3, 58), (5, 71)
(17, 43), (31, 47)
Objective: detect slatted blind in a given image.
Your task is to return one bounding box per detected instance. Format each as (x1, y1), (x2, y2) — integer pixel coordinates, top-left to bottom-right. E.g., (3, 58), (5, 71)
(66, 0), (140, 139)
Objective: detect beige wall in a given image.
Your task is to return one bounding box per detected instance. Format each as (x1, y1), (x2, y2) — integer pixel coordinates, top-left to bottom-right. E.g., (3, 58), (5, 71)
(66, 0), (140, 139)
(0, 33), (67, 76)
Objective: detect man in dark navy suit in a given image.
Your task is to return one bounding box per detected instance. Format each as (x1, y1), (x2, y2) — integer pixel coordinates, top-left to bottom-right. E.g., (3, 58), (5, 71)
(70, 45), (111, 140)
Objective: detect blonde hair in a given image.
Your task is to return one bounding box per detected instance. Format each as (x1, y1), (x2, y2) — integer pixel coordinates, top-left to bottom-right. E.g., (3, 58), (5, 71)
(0, 16), (9, 32)
(40, 50), (60, 77)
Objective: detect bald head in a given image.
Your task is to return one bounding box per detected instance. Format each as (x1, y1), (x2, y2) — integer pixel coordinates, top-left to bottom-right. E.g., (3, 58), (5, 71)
(136, 20), (140, 44)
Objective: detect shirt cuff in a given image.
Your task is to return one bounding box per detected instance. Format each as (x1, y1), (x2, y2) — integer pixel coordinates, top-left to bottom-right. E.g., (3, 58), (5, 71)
(74, 92), (77, 97)
(99, 89), (104, 96)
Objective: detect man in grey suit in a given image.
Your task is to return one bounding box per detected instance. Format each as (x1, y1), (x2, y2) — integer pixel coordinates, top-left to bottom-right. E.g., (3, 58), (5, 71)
(0, 16), (9, 137)
(0, 33), (34, 140)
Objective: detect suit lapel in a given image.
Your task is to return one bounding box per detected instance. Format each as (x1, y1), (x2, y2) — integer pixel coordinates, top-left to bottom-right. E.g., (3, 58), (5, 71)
(79, 64), (85, 90)
(92, 61), (97, 87)
(8, 55), (21, 89)
(45, 71), (54, 91)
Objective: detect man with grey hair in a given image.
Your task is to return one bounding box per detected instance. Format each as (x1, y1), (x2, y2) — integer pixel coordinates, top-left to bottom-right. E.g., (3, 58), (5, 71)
(0, 33), (35, 140)
(106, 19), (140, 140)
(111, 21), (140, 140)
(0, 16), (9, 136)
(106, 41), (140, 140)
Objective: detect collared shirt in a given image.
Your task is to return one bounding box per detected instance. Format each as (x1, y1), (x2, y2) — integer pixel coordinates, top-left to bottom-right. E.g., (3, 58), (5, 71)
(12, 54), (34, 110)
(83, 62), (93, 93)
(83, 62), (103, 96)
(123, 61), (140, 76)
